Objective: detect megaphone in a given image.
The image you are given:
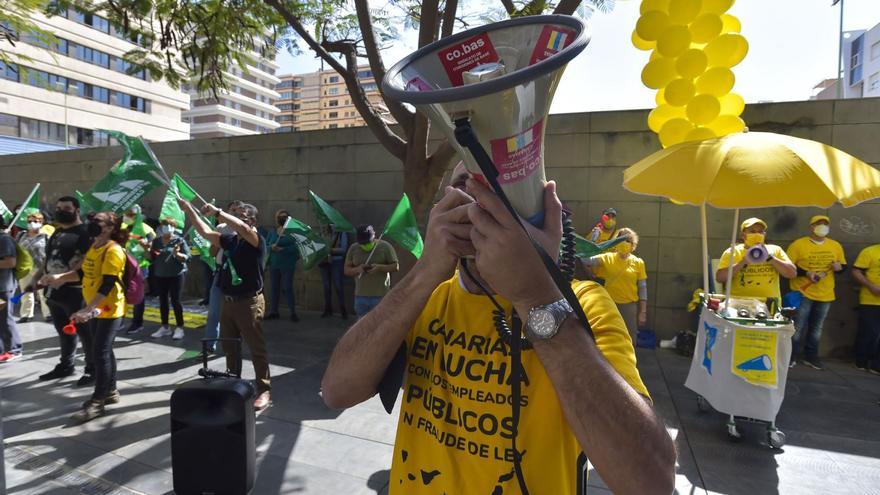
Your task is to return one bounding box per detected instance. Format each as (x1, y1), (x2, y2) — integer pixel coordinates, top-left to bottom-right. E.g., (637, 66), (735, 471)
(383, 15), (590, 223)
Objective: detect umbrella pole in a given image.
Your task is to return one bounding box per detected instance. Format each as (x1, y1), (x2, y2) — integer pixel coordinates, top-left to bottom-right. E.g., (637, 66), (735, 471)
(701, 204), (709, 296)
(724, 208), (740, 310)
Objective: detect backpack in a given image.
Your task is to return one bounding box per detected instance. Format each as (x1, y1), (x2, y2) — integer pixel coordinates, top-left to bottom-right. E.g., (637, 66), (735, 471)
(121, 250), (145, 305)
(14, 243), (33, 280)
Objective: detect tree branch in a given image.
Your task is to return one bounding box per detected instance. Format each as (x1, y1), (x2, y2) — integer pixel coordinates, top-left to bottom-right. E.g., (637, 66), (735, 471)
(263, 0), (349, 76)
(427, 139), (458, 176)
(553, 0), (581, 15)
(440, 0), (459, 39)
(418, 0), (441, 47)
(353, 0), (414, 134)
(500, 0), (516, 14)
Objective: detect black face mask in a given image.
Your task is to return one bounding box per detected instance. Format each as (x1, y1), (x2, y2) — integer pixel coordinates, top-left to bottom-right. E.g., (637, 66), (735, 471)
(56, 209), (77, 224)
(87, 221), (103, 237)
(277, 216), (288, 227)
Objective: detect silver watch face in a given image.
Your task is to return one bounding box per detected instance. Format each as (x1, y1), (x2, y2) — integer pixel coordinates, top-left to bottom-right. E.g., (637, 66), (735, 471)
(528, 309), (557, 338)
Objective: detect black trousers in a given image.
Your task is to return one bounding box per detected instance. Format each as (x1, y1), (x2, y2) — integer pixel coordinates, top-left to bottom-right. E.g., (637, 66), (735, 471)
(156, 274), (185, 327)
(81, 317), (122, 400)
(46, 286), (92, 373)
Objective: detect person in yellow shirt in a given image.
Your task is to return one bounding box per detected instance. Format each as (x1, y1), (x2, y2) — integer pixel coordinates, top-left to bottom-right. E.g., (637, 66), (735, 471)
(716, 217), (797, 301)
(44, 211), (128, 423)
(588, 207), (619, 242)
(785, 215), (846, 370)
(321, 164), (675, 495)
(585, 228), (648, 339)
(852, 243), (880, 373)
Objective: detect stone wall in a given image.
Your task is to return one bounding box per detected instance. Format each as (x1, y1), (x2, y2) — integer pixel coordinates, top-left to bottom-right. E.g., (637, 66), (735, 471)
(2, 97), (879, 357)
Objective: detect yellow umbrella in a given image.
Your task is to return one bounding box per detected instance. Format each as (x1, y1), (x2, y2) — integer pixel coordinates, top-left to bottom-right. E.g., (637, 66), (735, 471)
(624, 131), (880, 208)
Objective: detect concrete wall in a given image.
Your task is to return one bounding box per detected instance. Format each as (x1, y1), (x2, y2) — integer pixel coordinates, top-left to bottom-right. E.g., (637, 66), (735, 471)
(2, 98), (879, 357)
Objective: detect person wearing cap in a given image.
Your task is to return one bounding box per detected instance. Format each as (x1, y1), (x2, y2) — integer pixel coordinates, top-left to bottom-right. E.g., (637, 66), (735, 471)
(852, 241), (880, 374)
(122, 205), (155, 335)
(589, 208), (619, 243)
(786, 215), (846, 370)
(344, 225), (399, 318)
(716, 217), (797, 301)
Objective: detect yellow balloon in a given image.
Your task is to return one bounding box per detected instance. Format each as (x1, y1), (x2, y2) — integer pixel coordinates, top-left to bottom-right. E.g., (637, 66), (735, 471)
(706, 115), (746, 136)
(689, 13), (723, 43)
(659, 118), (695, 148)
(648, 104), (686, 133)
(695, 67), (734, 96)
(685, 126), (718, 142)
(720, 14), (741, 33)
(701, 0), (734, 15)
(687, 94), (721, 125)
(676, 49), (708, 78)
(668, 0), (702, 25)
(641, 57), (677, 89)
(640, 0), (671, 15)
(657, 25), (692, 57)
(636, 11), (670, 42)
(632, 29), (655, 51)
(666, 78), (696, 106)
(650, 50), (662, 61)
(705, 33), (749, 67)
(656, 87), (667, 106)
(719, 92), (745, 116)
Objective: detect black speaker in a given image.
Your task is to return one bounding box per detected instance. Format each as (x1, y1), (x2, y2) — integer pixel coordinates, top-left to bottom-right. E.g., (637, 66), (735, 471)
(171, 340), (256, 495)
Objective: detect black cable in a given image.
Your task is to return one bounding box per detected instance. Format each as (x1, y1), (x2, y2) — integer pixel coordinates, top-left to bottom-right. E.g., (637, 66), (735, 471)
(460, 260), (531, 350)
(559, 212), (577, 282)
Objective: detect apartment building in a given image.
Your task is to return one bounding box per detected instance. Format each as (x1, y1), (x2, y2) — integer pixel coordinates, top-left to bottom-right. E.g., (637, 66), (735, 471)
(813, 22), (880, 100)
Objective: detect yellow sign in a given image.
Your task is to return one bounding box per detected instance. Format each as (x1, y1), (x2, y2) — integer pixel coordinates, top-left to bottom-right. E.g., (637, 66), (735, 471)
(731, 328), (778, 389)
(124, 305), (207, 329)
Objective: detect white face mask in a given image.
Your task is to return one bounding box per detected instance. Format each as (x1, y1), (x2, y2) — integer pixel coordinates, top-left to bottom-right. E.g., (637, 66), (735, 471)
(813, 225), (830, 237)
(123, 215), (135, 224)
(159, 225), (176, 237)
(28, 221), (42, 230)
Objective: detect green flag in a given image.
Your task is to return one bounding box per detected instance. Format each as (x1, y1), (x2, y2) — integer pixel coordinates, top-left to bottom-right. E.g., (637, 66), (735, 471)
(0, 199), (12, 225)
(159, 185), (185, 228)
(187, 227), (216, 271)
(172, 174), (199, 202)
(573, 234), (628, 259)
(383, 194), (423, 259)
(281, 217), (329, 271)
(75, 190), (96, 218)
(309, 190), (354, 232)
(84, 132), (168, 213)
(14, 184), (41, 229)
(126, 212), (151, 267)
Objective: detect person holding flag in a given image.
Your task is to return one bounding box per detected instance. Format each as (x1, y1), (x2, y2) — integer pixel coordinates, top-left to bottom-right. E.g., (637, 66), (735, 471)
(123, 205), (155, 335)
(148, 218), (190, 340)
(344, 225), (399, 318)
(265, 210), (300, 322)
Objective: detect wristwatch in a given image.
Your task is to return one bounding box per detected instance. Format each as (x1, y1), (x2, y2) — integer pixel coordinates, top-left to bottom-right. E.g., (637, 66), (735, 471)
(525, 298), (574, 341)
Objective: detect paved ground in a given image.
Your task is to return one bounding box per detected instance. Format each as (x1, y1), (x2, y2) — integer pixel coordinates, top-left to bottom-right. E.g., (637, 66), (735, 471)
(2, 308), (879, 495)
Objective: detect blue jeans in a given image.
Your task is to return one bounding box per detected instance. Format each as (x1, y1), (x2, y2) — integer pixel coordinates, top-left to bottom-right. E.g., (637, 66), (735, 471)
(0, 290), (22, 355)
(792, 298), (832, 361)
(203, 273), (224, 352)
(320, 259), (346, 314)
(354, 296), (383, 318)
(269, 267), (296, 316)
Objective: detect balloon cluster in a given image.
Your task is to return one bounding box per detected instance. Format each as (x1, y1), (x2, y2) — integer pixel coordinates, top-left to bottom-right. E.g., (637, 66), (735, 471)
(633, 0), (748, 148)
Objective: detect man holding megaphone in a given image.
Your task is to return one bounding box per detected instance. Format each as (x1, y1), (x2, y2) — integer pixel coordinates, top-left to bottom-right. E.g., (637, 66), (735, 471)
(322, 164), (676, 495)
(716, 218), (797, 302)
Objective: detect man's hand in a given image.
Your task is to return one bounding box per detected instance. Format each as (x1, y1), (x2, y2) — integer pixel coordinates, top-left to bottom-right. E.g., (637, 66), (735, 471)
(40, 274), (64, 289)
(467, 179), (563, 310)
(870, 284), (880, 297)
(418, 186), (476, 283)
(271, 245), (282, 252)
(831, 261), (843, 272)
(200, 202), (221, 218)
(638, 310), (647, 327)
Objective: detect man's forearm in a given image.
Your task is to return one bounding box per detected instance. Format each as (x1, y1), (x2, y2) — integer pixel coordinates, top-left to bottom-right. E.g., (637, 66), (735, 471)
(0, 258), (15, 269)
(526, 315), (676, 494)
(322, 261), (442, 409)
(183, 205), (220, 247)
(770, 257), (797, 279)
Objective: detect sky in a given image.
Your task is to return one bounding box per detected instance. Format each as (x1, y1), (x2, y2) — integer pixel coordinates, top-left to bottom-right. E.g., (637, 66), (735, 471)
(275, 0), (880, 114)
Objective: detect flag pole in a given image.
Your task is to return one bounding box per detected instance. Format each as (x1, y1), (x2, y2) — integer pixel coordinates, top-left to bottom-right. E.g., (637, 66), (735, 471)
(4, 183), (40, 233)
(141, 137), (210, 207)
(357, 233), (385, 280)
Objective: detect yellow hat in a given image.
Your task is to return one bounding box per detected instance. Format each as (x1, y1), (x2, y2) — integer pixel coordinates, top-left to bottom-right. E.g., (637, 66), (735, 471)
(810, 215), (830, 225)
(740, 217), (768, 231)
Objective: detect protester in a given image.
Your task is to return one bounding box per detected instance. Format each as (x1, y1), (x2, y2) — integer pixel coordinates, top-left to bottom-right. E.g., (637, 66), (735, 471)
(148, 218), (190, 340)
(852, 242), (880, 374)
(319, 224), (349, 319)
(344, 225), (399, 318)
(180, 199), (272, 411)
(44, 211), (129, 422)
(584, 227), (648, 340)
(265, 209), (300, 322)
(9, 204), (24, 239)
(322, 164), (675, 494)
(123, 205), (155, 335)
(0, 218), (23, 363)
(200, 200), (244, 359)
(33, 196), (94, 382)
(786, 215), (847, 370)
(16, 212), (51, 323)
(589, 207), (619, 242)
(716, 217), (797, 301)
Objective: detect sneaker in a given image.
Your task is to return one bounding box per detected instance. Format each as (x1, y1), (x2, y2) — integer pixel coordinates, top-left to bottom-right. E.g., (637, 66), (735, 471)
(125, 324), (143, 335)
(290, 313), (300, 322)
(789, 360), (797, 369)
(83, 390), (120, 408)
(17, 316), (30, 324)
(39, 366), (75, 381)
(804, 358), (824, 370)
(172, 327), (185, 340)
(76, 374), (95, 387)
(150, 326), (173, 338)
(72, 400), (104, 423)
(253, 391), (272, 411)
(856, 362), (869, 371)
(0, 352), (22, 363)
(195, 349), (217, 361)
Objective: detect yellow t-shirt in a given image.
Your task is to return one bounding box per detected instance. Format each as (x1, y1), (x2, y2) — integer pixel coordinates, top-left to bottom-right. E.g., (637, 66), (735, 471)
(718, 244), (791, 300)
(588, 227), (618, 243)
(786, 237), (846, 302)
(389, 275), (648, 495)
(854, 244), (880, 306)
(591, 252), (647, 304)
(81, 241), (127, 318)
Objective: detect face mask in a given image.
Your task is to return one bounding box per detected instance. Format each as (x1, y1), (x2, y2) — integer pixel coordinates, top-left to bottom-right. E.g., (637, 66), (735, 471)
(744, 232), (765, 247)
(123, 215), (135, 225)
(87, 221), (104, 237)
(360, 242), (375, 252)
(277, 216), (288, 227)
(813, 225), (830, 237)
(617, 242), (633, 255)
(28, 221), (42, 230)
(603, 216), (616, 230)
(55, 209), (76, 224)
(159, 225), (176, 236)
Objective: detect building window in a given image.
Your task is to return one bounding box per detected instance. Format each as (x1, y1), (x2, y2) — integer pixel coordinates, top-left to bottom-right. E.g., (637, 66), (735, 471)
(362, 82), (377, 91)
(358, 69), (372, 79)
(0, 62), (19, 81)
(870, 72), (880, 92)
(230, 118), (241, 126)
(872, 41), (880, 61)
(277, 80), (294, 89)
(328, 76), (339, 83)
(292, 80), (303, 87)
(280, 92), (292, 99)
(328, 100), (339, 107)
(328, 124), (338, 129)
(328, 87), (339, 95)
(293, 103), (300, 110)
(328, 111), (338, 118)
(0, 113), (18, 136)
